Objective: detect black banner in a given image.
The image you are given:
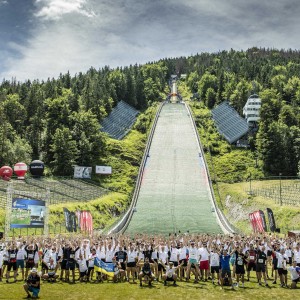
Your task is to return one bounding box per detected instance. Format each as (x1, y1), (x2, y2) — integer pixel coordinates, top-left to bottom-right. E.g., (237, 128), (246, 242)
(266, 208), (276, 232)
(63, 208), (72, 232)
(259, 210), (267, 232)
(70, 211), (77, 232)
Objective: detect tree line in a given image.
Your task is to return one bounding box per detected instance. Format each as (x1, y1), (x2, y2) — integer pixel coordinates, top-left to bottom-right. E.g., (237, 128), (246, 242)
(0, 47), (299, 176)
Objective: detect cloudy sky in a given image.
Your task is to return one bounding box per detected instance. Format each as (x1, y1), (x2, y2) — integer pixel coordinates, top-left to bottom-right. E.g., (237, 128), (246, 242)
(1, 0), (300, 81)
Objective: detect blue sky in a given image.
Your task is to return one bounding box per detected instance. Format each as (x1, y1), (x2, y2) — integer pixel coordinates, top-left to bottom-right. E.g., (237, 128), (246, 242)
(1, 0), (300, 81)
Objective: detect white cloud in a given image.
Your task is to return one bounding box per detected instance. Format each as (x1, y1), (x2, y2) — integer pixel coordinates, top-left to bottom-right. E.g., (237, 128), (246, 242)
(34, 0), (95, 20)
(0, 0), (8, 5)
(2, 0), (300, 81)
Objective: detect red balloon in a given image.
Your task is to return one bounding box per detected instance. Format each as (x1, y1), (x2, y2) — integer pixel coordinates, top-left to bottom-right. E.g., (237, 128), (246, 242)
(0, 166), (13, 180)
(14, 162), (28, 179)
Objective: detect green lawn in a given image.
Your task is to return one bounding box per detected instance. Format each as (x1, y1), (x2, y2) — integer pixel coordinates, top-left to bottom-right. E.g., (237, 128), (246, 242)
(1, 275), (298, 300)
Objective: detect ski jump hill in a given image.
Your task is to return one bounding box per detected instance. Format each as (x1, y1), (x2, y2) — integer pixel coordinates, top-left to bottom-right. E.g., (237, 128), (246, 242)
(109, 101), (235, 235)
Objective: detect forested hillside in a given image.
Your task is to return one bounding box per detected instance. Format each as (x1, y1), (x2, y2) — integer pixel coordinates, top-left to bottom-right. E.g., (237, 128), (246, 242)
(0, 63), (169, 175)
(1, 47), (299, 177)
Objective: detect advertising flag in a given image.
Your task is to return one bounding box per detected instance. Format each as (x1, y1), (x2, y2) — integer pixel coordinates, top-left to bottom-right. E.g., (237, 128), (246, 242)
(252, 210), (265, 233)
(80, 211), (93, 234)
(266, 208), (276, 232)
(63, 208), (72, 232)
(70, 211), (77, 232)
(259, 210), (267, 232)
(249, 213), (257, 232)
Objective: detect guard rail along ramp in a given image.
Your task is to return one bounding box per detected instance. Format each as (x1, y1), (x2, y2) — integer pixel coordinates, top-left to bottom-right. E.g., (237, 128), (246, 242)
(108, 102), (236, 235)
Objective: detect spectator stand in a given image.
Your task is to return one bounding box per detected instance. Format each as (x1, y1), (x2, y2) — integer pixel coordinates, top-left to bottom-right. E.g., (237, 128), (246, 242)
(101, 100), (139, 140)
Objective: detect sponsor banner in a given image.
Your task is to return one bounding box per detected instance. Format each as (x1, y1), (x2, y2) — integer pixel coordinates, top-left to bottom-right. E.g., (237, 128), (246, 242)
(249, 213), (257, 232)
(63, 208), (72, 232)
(74, 166), (92, 179)
(266, 208), (276, 232)
(63, 209), (78, 232)
(252, 210), (266, 233)
(259, 210), (268, 232)
(80, 211), (93, 234)
(76, 210), (81, 229)
(95, 166), (112, 175)
(70, 211), (77, 232)
(11, 198), (45, 228)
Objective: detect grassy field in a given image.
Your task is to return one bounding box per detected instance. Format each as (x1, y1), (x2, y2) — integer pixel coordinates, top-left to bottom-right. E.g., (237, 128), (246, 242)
(0, 274), (298, 300)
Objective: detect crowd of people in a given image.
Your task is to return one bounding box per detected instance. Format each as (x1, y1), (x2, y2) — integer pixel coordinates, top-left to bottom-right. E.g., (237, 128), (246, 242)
(0, 232), (300, 298)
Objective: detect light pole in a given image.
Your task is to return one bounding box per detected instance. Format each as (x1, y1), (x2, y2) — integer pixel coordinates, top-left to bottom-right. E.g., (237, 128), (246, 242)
(249, 172), (252, 195)
(279, 173), (282, 206)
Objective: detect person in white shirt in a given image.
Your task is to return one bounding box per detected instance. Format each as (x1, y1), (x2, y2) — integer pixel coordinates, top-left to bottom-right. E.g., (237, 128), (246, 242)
(42, 258), (58, 282)
(77, 253), (88, 282)
(210, 245), (220, 284)
(186, 241), (201, 283)
(161, 261), (181, 286)
(199, 242), (210, 281)
(293, 245), (300, 267)
(87, 248), (97, 281)
(285, 246), (293, 265)
(16, 245), (26, 280)
(275, 248), (288, 287)
(158, 245), (168, 281)
(178, 242), (188, 281)
(127, 245), (138, 283)
(288, 260), (300, 289)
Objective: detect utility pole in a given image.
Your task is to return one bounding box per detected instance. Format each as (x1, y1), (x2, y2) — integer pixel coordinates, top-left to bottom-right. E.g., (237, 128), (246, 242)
(249, 172), (252, 195)
(279, 173), (282, 206)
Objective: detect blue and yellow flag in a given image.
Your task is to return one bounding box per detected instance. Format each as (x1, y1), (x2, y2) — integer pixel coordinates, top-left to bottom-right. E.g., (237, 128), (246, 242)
(94, 258), (115, 277)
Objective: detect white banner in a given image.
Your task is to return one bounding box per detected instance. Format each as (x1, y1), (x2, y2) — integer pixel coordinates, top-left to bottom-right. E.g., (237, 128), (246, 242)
(74, 166), (92, 179)
(95, 166), (112, 175)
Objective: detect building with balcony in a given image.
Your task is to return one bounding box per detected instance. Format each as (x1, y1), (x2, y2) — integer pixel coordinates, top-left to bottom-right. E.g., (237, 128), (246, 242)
(243, 94), (262, 127)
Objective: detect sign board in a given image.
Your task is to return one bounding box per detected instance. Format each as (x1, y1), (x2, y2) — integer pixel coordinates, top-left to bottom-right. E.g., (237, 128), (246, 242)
(74, 166), (92, 179)
(11, 198), (45, 228)
(95, 166), (112, 175)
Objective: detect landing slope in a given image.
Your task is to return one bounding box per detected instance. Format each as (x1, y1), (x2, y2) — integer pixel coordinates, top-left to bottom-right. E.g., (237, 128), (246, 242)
(126, 103), (221, 234)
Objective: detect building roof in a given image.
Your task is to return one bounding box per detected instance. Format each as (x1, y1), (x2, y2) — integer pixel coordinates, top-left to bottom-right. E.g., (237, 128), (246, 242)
(211, 101), (249, 144)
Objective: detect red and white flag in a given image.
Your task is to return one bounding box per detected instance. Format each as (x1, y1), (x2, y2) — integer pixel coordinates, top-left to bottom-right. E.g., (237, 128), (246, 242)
(80, 210), (93, 235)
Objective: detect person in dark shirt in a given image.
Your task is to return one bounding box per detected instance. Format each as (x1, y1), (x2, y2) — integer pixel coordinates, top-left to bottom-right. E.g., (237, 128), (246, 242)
(23, 268), (40, 299)
(138, 257), (155, 287)
(220, 249), (234, 289)
(114, 246), (127, 281)
(233, 246), (247, 287)
(25, 243), (38, 279)
(64, 243), (79, 283)
(6, 243), (18, 283)
(256, 246), (268, 286)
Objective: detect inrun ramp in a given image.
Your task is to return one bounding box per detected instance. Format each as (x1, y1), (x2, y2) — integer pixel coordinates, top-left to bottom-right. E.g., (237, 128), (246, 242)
(126, 103), (222, 234)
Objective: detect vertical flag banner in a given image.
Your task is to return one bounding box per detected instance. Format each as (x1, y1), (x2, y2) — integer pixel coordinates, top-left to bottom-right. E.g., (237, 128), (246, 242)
(76, 210), (81, 229)
(70, 212), (77, 232)
(80, 211), (93, 234)
(259, 210), (267, 232)
(63, 208), (72, 232)
(266, 208), (276, 232)
(249, 213), (257, 232)
(252, 210), (265, 233)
